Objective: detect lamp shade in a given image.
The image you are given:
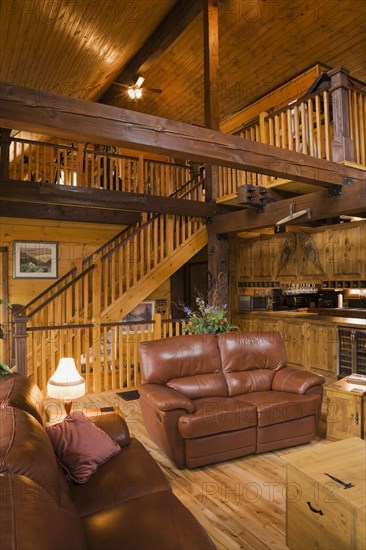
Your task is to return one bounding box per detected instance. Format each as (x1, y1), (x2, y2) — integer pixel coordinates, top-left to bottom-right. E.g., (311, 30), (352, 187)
(47, 358), (85, 400)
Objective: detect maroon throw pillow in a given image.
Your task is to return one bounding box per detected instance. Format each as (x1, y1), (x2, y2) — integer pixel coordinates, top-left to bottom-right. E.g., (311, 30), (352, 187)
(46, 411), (121, 483)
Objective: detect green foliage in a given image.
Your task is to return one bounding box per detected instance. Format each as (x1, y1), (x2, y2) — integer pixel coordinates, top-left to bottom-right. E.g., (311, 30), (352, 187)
(182, 292), (239, 335)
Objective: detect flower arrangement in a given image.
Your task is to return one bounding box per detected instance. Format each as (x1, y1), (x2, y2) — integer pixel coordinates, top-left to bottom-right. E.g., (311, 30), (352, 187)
(182, 292), (239, 335)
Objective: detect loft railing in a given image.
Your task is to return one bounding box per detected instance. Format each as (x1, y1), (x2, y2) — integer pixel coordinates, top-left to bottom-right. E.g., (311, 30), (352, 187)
(218, 67), (365, 199)
(8, 139), (190, 196)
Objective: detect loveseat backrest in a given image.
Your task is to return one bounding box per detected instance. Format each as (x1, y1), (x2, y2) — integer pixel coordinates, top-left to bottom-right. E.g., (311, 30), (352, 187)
(216, 331), (288, 396)
(0, 373), (45, 424)
(139, 334), (228, 399)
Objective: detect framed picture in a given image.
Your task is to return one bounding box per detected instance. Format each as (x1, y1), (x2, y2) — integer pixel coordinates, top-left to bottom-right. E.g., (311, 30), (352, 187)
(121, 301), (155, 333)
(13, 241), (58, 279)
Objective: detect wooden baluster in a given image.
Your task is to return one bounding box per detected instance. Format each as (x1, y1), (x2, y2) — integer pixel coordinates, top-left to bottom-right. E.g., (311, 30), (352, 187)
(294, 105), (300, 152)
(274, 115), (280, 147)
(92, 261), (101, 393)
(300, 102), (308, 154)
(308, 98), (315, 157)
(268, 117), (274, 146)
(281, 112), (287, 149)
(323, 90), (331, 160)
(315, 94), (322, 159)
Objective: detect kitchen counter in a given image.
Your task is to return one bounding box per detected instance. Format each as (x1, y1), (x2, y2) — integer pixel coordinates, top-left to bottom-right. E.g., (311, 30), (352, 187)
(309, 307), (366, 319)
(237, 310), (366, 328)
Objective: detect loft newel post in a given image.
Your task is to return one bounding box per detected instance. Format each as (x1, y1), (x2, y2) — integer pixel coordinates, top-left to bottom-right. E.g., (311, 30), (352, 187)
(13, 315), (28, 376)
(328, 66), (354, 163)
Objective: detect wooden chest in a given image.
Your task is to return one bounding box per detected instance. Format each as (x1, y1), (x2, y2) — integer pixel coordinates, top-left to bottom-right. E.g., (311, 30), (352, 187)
(282, 438), (366, 550)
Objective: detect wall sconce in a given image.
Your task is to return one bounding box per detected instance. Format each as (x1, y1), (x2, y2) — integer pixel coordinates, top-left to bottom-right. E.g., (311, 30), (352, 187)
(47, 358), (86, 415)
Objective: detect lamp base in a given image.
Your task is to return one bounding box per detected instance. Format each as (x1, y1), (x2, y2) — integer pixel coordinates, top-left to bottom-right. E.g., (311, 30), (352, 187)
(64, 400), (73, 416)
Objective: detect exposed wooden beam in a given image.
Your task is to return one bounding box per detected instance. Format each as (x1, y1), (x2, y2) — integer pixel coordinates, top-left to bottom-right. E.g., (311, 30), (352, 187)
(0, 180), (228, 218)
(204, 0), (220, 132)
(99, 0), (202, 104)
(0, 82), (365, 189)
(210, 180), (366, 233)
(0, 199), (141, 225)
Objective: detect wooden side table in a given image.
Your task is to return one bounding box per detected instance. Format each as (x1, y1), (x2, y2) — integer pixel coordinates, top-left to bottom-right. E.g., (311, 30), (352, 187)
(282, 438), (366, 550)
(325, 378), (366, 441)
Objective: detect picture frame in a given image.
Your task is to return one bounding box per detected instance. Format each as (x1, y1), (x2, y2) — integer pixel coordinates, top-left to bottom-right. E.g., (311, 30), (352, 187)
(13, 241), (58, 279)
(121, 301), (155, 333)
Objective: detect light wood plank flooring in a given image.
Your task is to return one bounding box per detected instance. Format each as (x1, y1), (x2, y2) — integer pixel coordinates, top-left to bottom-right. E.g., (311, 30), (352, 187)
(45, 391), (334, 550)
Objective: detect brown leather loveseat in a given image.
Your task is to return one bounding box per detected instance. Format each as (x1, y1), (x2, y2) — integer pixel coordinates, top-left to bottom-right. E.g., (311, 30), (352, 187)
(0, 373), (215, 550)
(138, 331), (325, 468)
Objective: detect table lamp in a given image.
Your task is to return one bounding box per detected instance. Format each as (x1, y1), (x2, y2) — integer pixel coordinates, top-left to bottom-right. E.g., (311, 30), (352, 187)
(47, 357), (86, 415)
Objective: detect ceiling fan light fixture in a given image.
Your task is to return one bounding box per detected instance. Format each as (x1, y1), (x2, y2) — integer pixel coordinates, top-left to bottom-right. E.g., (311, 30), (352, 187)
(135, 88), (142, 99)
(135, 76), (145, 88)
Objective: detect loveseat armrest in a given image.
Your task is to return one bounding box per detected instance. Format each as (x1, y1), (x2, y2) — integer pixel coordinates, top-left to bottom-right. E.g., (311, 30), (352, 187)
(139, 384), (195, 413)
(90, 411), (131, 448)
(272, 366), (325, 395)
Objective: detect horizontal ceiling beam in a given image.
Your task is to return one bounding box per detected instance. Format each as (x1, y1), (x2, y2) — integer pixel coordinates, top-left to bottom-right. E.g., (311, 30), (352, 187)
(0, 180), (227, 218)
(0, 199), (141, 225)
(210, 180), (366, 233)
(1, 82), (365, 189)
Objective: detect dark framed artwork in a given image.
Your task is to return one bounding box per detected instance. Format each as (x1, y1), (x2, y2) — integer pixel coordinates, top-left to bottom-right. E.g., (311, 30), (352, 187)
(13, 241), (58, 279)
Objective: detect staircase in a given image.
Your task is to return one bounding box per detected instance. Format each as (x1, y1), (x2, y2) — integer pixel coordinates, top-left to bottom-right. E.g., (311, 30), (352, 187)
(14, 174), (207, 391)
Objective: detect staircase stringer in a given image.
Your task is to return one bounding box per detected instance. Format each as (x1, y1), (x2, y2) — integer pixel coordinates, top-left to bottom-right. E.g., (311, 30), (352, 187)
(101, 227), (208, 323)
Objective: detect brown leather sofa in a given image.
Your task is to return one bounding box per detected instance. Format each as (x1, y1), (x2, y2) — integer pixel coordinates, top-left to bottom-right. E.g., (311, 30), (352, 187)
(0, 373), (215, 550)
(138, 331), (325, 468)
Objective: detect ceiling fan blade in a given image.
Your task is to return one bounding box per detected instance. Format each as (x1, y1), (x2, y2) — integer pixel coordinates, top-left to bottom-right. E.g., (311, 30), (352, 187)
(112, 82), (129, 89)
(146, 87), (163, 94)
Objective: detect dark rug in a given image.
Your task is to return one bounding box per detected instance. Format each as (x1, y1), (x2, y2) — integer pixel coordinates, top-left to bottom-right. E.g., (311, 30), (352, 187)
(116, 390), (139, 401)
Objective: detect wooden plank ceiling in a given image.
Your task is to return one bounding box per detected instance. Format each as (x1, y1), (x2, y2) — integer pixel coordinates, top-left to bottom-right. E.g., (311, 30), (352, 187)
(1, 0), (365, 127)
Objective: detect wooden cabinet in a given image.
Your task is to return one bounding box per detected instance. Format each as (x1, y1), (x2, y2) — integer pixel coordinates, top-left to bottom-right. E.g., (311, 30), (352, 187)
(325, 378), (366, 440)
(326, 223), (364, 278)
(283, 438), (366, 550)
(281, 320), (305, 368)
(250, 238), (272, 279)
(304, 322), (338, 375)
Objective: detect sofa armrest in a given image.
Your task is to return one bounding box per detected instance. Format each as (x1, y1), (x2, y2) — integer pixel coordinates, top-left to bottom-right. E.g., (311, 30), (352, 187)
(90, 411), (131, 448)
(138, 384), (195, 413)
(272, 366), (325, 395)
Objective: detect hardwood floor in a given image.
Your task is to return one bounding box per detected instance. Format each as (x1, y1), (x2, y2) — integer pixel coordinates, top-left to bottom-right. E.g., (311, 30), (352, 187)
(45, 391), (333, 550)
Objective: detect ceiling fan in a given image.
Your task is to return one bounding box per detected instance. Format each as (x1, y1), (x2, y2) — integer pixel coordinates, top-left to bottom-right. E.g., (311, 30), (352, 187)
(112, 76), (162, 100)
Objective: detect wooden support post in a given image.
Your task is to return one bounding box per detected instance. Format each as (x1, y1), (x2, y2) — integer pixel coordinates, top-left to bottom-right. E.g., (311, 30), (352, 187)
(92, 262), (101, 392)
(13, 315), (28, 375)
(0, 128), (11, 181)
(203, 0), (229, 307)
(328, 67), (354, 162)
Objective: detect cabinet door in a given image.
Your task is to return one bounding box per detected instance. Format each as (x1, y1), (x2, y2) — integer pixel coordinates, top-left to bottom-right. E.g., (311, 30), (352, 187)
(327, 225), (362, 277)
(251, 239), (271, 279)
(238, 241), (252, 279)
(326, 389), (363, 440)
(281, 321), (304, 367)
(305, 323), (338, 375)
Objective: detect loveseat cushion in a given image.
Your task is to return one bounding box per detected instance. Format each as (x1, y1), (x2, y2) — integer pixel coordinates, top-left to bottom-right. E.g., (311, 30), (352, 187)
(0, 472), (87, 550)
(217, 332), (287, 396)
(139, 334), (228, 398)
(46, 411), (121, 484)
(82, 490), (215, 550)
(0, 407), (70, 504)
(233, 391), (322, 427)
(0, 373), (45, 424)
(178, 396), (257, 439)
(71, 438), (171, 517)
